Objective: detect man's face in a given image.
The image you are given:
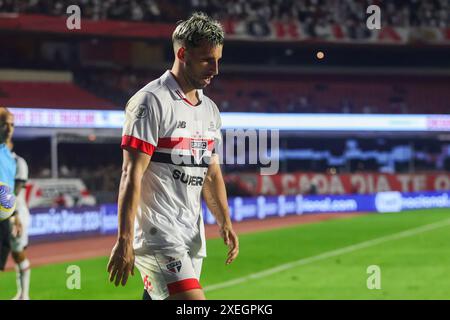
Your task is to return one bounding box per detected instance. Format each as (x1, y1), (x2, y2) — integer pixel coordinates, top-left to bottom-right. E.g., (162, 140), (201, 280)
(183, 42), (223, 89)
(0, 113), (14, 144)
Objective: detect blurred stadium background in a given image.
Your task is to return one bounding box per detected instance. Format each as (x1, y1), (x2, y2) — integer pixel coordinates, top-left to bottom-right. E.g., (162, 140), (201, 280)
(0, 0), (449, 300)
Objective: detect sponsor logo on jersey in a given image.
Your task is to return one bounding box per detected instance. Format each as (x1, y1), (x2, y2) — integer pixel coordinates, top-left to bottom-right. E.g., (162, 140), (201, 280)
(176, 121), (187, 128)
(172, 169), (204, 186)
(191, 140), (208, 165)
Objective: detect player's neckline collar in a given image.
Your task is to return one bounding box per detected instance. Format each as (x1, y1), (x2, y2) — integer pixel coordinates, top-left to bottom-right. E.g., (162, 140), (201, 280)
(163, 70), (204, 107)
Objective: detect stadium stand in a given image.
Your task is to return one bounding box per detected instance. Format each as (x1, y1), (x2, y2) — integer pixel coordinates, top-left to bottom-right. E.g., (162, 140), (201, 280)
(1, 68), (448, 113)
(73, 71), (450, 114)
(1, 1), (448, 112)
(0, 69), (115, 109)
(1, 0), (449, 201)
(1, 2), (450, 303)
(1, 0), (448, 28)
(0, 81), (115, 109)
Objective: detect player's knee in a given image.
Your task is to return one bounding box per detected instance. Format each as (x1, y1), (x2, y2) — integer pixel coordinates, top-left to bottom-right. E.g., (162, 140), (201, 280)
(11, 251), (20, 262)
(12, 251), (26, 263)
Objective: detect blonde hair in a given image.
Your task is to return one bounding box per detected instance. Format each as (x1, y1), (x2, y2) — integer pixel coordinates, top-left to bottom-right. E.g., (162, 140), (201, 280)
(172, 12), (224, 49)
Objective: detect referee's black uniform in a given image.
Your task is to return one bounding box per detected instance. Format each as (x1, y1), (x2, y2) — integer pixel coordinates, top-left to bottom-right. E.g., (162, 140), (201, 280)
(0, 219), (11, 271)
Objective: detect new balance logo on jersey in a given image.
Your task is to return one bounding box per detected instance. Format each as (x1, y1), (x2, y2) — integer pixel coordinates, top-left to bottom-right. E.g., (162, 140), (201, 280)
(173, 169), (204, 186)
(176, 121), (187, 128)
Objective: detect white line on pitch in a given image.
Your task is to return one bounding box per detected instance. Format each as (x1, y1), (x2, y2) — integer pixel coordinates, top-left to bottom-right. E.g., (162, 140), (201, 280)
(204, 218), (450, 292)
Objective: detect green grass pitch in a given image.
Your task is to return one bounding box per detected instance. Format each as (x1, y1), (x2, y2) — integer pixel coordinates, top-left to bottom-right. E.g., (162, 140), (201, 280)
(1, 208), (449, 300)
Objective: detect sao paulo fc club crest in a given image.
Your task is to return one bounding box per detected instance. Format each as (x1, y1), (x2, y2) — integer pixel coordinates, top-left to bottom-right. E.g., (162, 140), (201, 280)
(191, 139), (208, 165)
(166, 257), (182, 273)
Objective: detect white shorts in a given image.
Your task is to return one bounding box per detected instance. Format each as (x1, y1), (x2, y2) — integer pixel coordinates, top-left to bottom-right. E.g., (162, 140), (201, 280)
(134, 250), (203, 300)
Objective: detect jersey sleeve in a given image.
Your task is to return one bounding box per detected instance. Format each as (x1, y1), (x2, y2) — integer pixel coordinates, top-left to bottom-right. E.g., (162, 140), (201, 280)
(121, 91), (161, 156)
(15, 156), (29, 183)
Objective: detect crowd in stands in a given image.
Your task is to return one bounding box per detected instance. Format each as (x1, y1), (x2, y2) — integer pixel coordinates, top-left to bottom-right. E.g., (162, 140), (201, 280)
(1, 0), (448, 29)
(1, 62), (447, 114)
(1, 1), (448, 114)
(3, 1), (448, 202)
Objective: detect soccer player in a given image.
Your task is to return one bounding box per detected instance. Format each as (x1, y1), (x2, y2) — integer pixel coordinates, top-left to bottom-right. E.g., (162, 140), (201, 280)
(0, 107), (16, 272)
(107, 12), (239, 300)
(7, 140), (31, 300)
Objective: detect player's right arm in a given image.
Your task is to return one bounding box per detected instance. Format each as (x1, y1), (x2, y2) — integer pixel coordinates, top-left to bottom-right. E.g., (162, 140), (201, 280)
(108, 92), (159, 286)
(107, 147), (150, 287)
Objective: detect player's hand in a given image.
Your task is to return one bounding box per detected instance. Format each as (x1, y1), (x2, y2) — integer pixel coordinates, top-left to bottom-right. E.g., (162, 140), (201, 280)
(107, 239), (135, 286)
(10, 214), (23, 237)
(220, 225), (239, 265)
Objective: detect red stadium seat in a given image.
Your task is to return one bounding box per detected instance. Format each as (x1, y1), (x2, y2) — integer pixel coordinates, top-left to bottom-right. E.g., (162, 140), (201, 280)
(0, 81), (116, 109)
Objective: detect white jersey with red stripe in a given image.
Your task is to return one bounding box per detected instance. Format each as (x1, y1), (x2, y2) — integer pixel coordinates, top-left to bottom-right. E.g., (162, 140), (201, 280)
(121, 70), (222, 259)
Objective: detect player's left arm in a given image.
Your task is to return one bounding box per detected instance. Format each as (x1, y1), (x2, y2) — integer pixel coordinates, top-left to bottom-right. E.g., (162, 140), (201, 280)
(202, 154), (239, 265)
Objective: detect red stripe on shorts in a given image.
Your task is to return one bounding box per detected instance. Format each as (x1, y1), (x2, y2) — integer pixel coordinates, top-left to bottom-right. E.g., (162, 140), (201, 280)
(167, 278), (202, 295)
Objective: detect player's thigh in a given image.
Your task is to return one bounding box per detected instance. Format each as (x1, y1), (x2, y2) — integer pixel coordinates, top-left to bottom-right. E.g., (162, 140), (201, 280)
(11, 249), (26, 263)
(192, 256), (203, 280)
(166, 255), (205, 300)
(134, 251), (203, 300)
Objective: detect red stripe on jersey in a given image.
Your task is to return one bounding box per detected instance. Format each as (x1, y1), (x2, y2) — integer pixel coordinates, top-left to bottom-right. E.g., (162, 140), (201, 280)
(175, 90), (197, 107)
(158, 137), (214, 151)
(167, 278), (202, 295)
(121, 135), (156, 156)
